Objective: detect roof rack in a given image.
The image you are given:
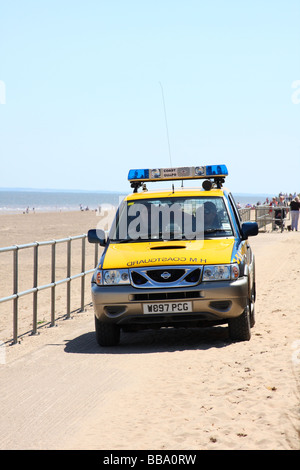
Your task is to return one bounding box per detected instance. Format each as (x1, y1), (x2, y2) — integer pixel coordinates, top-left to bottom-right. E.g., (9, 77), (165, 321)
(128, 165), (228, 192)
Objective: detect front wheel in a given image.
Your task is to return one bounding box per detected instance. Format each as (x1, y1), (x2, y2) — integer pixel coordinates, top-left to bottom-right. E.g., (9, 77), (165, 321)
(228, 302), (251, 342)
(95, 316), (120, 346)
(250, 282), (256, 328)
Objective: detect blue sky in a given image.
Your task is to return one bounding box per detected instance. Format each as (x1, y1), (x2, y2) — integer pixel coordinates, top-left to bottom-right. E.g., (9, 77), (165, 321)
(0, 0), (299, 195)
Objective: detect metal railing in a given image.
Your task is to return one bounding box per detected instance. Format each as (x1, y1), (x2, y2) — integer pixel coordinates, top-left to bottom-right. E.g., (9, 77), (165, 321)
(0, 234), (99, 344)
(238, 208), (252, 222)
(239, 206), (291, 232)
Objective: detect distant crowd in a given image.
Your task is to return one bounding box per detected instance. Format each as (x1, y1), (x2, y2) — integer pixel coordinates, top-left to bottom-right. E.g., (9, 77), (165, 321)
(270, 193), (300, 231)
(263, 192), (300, 207)
(246, 192), (300, 232)
(237, 192), (299, 209)
(237, 192), (300, 231)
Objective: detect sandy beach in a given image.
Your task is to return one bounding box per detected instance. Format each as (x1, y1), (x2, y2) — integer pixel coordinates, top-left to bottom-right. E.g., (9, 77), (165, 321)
(0, 211), (299, 450)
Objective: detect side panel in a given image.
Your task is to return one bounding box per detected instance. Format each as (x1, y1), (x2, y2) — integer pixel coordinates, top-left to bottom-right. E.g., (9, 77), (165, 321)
(227, 192), (253, 298)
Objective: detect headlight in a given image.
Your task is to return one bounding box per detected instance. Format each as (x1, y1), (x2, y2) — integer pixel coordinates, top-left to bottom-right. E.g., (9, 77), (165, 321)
(94, 269), (130, 286)
(203, 263), (239, 281)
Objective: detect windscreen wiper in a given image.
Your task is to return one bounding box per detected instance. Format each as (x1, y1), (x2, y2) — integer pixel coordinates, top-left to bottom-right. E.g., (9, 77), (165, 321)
(115, 237), (160, 243)
(204, 228), (228, 234)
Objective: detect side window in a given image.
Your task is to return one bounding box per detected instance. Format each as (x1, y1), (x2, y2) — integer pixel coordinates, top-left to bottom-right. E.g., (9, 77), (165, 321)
(228, 193), (242, 235)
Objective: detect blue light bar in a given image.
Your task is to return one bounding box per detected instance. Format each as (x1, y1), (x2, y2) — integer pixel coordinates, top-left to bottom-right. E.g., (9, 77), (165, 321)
(128, 165), (228, 182)
(128, 169), (150, 180)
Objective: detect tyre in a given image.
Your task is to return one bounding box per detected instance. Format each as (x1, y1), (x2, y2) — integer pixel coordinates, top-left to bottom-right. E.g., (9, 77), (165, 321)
(250, 301), (255, 328)
(95, 316), (120, 346)
(250, 263), (256, 328)
(250, 289), (255, 328)
(228, 302), (251, 342)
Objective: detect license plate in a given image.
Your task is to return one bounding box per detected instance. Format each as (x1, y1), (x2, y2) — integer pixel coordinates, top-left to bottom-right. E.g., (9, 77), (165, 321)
(143, 301), (192, 314)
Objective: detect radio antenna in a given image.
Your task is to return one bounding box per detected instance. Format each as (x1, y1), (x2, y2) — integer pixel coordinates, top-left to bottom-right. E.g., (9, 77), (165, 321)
(159, 82), (173, 168)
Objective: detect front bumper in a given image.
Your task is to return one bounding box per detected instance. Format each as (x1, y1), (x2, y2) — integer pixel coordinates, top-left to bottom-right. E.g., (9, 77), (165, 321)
(91, 276), (249, 327)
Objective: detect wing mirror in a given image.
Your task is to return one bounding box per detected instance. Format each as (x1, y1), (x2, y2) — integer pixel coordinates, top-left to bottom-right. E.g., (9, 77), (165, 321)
(87, 229), (106, 246)
(241, 222), (258, 240)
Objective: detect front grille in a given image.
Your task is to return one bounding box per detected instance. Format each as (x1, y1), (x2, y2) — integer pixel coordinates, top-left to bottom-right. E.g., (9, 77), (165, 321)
(130, 265), (203, 289)
(131, 291), (202, 301)
(131, 271), (148, 285)
(146, 269), (185, 283)
(184, 268), (201, 283)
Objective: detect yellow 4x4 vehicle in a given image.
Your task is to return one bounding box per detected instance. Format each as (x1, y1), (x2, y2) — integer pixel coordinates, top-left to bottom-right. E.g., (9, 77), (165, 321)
(88, 165), (258, 346)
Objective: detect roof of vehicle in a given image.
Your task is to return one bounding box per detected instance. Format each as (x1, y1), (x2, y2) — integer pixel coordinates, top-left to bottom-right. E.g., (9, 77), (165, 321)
(125, 187), (227, 201)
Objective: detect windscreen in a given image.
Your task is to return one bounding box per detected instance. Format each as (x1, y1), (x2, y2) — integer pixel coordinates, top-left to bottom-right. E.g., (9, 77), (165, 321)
(109, 196), (233, 242)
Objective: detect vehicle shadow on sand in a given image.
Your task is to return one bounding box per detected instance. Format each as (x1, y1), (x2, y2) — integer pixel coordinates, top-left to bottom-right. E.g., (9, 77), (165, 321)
(64, 325), (232, 355)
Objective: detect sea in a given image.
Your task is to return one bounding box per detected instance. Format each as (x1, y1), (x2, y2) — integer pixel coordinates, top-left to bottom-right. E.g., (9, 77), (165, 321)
(0, 188), (275, 214)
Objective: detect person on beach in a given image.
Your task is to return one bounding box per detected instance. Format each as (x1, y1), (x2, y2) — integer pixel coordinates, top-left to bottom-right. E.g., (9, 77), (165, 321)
(274, 195), (288, 230)
(269, 197), (278, 230)
(279, 195), (287, 206)
(289, 196), (300, 231)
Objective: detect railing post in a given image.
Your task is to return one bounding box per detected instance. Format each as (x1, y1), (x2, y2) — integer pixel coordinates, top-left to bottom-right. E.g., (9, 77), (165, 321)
(13, 248), (18, 344)
(51, 241), (56, 327)
(32, 243), (38, 335)
(66, 238), (71, 318)
(81, 237), (85, 312)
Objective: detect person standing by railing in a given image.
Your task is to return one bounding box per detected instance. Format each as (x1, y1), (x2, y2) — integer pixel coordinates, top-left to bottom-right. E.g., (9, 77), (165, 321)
(290, 196), (300, 231)
(274, 196), (288, 231)
(269, 197), (278, 230)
